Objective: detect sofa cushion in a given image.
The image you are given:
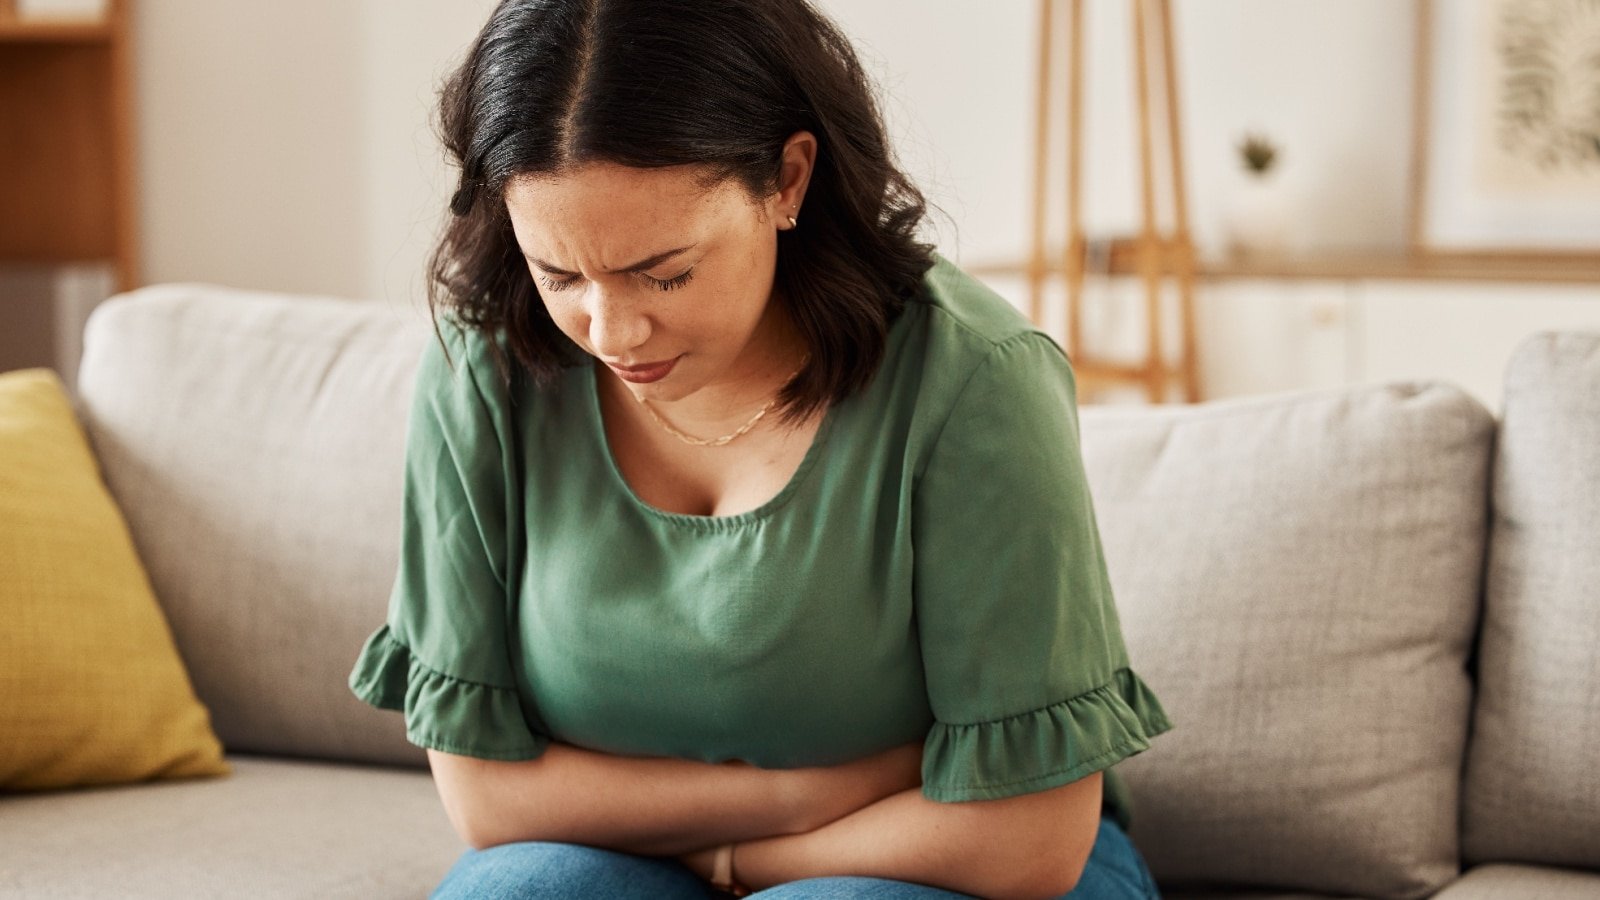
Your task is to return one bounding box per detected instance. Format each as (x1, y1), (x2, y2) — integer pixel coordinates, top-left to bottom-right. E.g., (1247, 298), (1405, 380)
(0, 367), (228, 791)
(0, 755), (461, 898)
(1430, 863), (1600, 900)
(1077, 382), (1495, 899)
(75, 285), (431, 768)
(1463, 331), (1600, 869)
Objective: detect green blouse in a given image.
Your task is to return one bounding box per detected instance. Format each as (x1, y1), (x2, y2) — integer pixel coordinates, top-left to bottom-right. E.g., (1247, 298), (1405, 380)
(348, 252), (1172, 832)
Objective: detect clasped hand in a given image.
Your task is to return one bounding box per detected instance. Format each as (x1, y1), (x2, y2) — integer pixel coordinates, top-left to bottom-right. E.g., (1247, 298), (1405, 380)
(674, 742), (925, 887)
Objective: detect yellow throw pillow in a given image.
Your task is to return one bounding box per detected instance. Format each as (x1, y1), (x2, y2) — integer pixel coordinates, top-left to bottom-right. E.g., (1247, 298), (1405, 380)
(0, 367), (229, 790)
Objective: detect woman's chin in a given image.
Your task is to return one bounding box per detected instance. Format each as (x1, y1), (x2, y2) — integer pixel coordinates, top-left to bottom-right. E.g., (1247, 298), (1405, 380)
(615, 371), (699, 405)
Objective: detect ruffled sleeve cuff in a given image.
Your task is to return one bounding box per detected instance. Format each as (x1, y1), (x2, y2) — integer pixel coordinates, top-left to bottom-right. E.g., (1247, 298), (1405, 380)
(921, 667), (1173, 802)
(348, 625), (550, 761)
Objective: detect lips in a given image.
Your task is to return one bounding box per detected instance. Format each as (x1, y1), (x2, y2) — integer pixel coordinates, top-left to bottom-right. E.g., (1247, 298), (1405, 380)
(607, 355), (680, 384)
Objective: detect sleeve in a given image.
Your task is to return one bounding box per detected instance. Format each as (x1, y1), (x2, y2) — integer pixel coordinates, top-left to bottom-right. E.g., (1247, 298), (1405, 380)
(347, 319), (550, 761)
(914, 332), (1172, 802)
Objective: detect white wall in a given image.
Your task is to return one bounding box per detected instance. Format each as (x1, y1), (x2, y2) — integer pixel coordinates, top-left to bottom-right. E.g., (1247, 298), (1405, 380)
(133, 0), (1424, 300)
(136, 0), (368, 300)
(355, 0), (499, 319)
(126, 0), (1599, 406)
(134, 0), (494, 311)
(815, 0), (1419, 264)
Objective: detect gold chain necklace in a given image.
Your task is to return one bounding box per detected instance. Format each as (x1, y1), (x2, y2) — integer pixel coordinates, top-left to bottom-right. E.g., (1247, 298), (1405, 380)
(635, 358), (809, 448)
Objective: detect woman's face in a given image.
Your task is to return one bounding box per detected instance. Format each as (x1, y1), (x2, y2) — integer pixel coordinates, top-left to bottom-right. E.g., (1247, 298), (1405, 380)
(503, 144), (811, 404)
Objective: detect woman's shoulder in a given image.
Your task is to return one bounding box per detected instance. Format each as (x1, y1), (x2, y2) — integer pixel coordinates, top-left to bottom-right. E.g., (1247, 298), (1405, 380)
(875, 256), (1083, 486)
(410, 313), (494, 403)
(416, 313), (587, 431)
(899, 252), (1072, 403)
(912, 252), (1044, 345)
(421, 313), (512, 384)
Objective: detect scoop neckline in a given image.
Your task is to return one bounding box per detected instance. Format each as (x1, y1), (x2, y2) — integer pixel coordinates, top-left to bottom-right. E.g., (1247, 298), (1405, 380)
(584, 361), (838, 530)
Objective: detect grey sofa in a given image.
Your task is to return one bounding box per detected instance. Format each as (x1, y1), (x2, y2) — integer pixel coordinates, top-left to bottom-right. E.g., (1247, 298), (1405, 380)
(0, 283), (1595, 899)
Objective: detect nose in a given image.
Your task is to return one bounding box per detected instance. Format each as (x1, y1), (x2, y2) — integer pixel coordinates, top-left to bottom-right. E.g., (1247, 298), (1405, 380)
(585, 286), (652, 360)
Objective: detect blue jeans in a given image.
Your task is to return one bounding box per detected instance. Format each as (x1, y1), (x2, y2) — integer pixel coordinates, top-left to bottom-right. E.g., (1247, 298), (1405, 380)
(429, 813), (1160, 899)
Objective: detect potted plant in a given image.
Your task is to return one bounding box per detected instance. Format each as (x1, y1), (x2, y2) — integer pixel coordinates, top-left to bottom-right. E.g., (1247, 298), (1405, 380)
(1223, 132), (1295, 259)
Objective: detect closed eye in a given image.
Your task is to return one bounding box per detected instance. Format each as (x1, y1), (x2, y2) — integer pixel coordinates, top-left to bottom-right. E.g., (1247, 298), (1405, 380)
(649, 269), (695, 291)
(536, 268), (695, 293)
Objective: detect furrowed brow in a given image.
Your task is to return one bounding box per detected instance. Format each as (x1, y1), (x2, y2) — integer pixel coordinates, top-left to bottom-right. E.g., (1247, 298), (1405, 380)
(524, 245), (696, 276)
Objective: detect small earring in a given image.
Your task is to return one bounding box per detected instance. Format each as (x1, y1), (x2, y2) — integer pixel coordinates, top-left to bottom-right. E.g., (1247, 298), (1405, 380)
(786, 214), (798, 229)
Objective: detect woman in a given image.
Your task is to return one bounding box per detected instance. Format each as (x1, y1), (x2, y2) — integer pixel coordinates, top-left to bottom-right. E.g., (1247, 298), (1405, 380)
(348, 0), (1173, 897)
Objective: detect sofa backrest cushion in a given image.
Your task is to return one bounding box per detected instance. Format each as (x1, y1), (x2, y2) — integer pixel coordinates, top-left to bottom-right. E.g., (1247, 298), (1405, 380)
(76, 285), (430, 768)
(1077, 382), (1495, 898)
(1463, 330), (1600, 869)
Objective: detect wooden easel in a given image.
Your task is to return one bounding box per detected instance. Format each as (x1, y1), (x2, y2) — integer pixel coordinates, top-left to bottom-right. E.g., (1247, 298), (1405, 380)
(1027, 0), (1200, 404)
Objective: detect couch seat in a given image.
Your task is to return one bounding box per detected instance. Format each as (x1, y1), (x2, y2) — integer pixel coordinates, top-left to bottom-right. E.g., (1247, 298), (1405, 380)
(1429, 863), (1600, 899)
(0, 755), (462, 898)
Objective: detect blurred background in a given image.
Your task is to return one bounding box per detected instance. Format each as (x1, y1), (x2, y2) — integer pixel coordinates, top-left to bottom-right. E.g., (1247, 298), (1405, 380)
(1, 0), (1596, 408)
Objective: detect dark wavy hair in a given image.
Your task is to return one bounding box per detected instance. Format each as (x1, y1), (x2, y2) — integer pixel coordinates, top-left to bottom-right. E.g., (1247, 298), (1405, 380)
(427, 0), (939, 423)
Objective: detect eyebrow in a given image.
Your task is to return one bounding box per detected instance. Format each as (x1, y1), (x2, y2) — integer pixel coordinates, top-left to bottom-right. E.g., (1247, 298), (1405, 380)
(523, 245), (697, 276)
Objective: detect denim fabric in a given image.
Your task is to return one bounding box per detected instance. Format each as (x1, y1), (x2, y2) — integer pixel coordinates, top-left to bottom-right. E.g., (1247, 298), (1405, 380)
(430, 813), (1160, 899)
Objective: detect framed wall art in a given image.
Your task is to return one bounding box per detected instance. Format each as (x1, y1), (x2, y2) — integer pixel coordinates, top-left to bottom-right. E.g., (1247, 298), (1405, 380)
(1408, 0), (1600, 264)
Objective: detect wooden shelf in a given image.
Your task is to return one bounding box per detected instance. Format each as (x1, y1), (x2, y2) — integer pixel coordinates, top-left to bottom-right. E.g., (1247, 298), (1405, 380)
(966, 249), (1600, 286)
(1199, 251), (1600, 284)
(0, 12), (111, 43)
(0, 0), (135, 291)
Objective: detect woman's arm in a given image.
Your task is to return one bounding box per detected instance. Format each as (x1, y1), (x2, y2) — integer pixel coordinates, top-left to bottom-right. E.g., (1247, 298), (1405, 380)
(724, 770), (1104, 900)
(428, 740), (923, 856)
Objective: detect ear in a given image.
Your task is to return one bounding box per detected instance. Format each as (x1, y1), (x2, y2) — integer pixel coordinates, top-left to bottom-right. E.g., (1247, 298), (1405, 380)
(766, 130), (817, 230)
